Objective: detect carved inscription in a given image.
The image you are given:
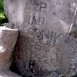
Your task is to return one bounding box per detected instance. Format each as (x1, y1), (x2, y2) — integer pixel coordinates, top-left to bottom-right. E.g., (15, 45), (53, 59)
(25, 1), (58, 52)
(27, 13), (45, 26)
(28, 27), (62, 49)
(32, 1), (47, 12)
(25, 1), (47, 26)
(31, 1), (47, 25)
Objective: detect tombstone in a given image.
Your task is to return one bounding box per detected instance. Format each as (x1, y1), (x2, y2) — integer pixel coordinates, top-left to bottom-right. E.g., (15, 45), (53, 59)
(0, 26), (21, 77)
(4, 0), (77, 77)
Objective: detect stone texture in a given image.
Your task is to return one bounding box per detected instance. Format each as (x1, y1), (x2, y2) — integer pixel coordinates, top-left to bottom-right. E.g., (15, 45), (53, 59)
(0, 71), (21, 77)
(56, 32), (77, 76)
(0, 26), (18, 70)
(4, 0), (77, 77)
(46, 71), (59, 77)
(0, 26), (21, 77)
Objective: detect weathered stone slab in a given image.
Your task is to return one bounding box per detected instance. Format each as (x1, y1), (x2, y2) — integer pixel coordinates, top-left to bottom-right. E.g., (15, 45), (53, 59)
(4, 0), (77, 77)
(0, 26), (18, 70)
(0, 26), (21, 77)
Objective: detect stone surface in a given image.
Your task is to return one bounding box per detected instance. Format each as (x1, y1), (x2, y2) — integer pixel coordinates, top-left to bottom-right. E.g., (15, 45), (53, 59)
(0, 26), (18, 70)
(0, 70), (21, 77)
(46, 71), (59, 77)
(0, 26), (21, 77)
(4, 0), (77, 77)
(56, 32), (77, 76)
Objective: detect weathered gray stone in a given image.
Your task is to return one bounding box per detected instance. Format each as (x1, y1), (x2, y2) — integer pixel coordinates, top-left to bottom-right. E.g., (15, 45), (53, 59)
(46, 71), (59, 77)
(56, 32), (77, 76)
(0, 26), (21, 77)
(0, 26), (18, 70)
(0, 71), (21, 77)
(4, 0), (77, 76)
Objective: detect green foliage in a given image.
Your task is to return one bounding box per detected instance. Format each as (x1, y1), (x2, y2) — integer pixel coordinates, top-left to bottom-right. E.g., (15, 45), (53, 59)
(0, 0), (8, 25)
(0, 0), (4, 13)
